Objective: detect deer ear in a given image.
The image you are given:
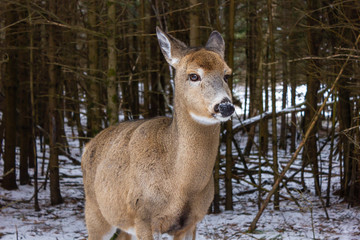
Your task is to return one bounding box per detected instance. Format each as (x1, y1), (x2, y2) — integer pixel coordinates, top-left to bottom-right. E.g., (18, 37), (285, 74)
(205, 31), (225, 59)
(156, 27), (188, 67)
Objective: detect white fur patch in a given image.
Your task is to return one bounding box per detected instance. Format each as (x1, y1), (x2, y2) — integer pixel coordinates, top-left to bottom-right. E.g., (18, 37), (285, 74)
(82, 145), (88, 156)
(190, 112), (220, 125)
(123, 227), (136, 239)
(213, 113), (232, 122)
(197, 68), (204, 79)
(102, 226), (117, 240)
(171, 58), (179, 66)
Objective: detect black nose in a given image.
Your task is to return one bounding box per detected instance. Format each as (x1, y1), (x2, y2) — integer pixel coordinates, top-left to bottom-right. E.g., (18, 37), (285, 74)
(214, 98), (235, 117)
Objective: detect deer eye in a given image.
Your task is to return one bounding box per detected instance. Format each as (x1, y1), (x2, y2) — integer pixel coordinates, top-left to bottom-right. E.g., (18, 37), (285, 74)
(189, 74), (201, 81)
(224, 74), (231, 83)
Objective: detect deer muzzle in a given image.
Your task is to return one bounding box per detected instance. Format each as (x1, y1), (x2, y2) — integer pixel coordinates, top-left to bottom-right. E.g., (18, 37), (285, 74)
(214, 98), (235, 118)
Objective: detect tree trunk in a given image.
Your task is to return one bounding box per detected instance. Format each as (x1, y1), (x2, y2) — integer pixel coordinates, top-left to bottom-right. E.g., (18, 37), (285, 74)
(225, 0), (235, 211)
(27, 3), (40, 210)
(129, 22), (140, 119)
(87, 0), (102, 136)
(262, 36), (270, 155)
(337, 1), (358, 203)
(140, 0), (150, 119)
(289, 31), (297, 153)
(213, 148), (221, 213)
(267, 0), (279, 210)
(303, 0), (321, 196)
(189, 0), (200, 46)
(18, 8), (31, 185)
(149, 2), (160, 117)
(48, 0), (63, 205)
(107, 0), (118, 125)
(2, 4), (18, 190)
(279, 26), (288, 150)
(244, 0), (258, 156)
(19, 81), (30, 185)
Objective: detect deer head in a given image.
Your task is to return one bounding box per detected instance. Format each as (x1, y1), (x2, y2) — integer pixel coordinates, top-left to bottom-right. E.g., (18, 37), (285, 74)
(156, 27), (235, 125)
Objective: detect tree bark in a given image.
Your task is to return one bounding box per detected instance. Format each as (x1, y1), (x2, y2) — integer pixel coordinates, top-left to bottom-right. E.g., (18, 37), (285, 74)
(244, 0), (258, 156)
(267, 0), (279, 210)
(225, 0), (235, 211)
(279, 24), (288, 150)
(189, 0), (200, 46)
(107, 0), (119, 125)
(303, 0), (321, 196)
(2, 3), (18, 190)
(87, 0), (102, 136)
(289, 31), (297, 153)
(48, 0), (63, 205)
(140, 0), (150, 119)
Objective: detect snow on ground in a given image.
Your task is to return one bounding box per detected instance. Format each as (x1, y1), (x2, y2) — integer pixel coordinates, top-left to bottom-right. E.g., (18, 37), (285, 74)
(1, 131), (360, 239)
(1, 172), (360, 240)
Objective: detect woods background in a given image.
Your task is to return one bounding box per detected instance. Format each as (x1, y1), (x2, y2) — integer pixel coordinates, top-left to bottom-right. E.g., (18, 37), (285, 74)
(0, 0), (359, 226)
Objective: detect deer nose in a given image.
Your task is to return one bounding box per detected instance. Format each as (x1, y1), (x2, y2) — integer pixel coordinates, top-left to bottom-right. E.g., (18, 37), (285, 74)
(214, 98), (235, 117)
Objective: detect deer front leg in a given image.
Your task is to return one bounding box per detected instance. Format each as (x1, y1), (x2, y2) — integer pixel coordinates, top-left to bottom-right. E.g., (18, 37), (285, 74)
(135, 218), (153, 240)
(84, 198), (115, 240)
(173, 226), (196, 240)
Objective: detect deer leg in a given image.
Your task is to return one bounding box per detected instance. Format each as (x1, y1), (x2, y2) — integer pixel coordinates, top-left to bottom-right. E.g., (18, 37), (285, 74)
(116, 230), (133, 240)
(134, 218), (153, 240)
(173, 226), (196, 240)
(85, 198), (114, 240)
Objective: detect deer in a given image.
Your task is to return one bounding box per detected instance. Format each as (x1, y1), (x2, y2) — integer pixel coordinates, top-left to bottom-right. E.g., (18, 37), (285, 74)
(81, 27), (235, 240)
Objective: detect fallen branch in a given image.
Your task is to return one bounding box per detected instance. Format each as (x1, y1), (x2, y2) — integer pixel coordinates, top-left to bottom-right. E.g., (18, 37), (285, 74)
(232, 99), (333, 134)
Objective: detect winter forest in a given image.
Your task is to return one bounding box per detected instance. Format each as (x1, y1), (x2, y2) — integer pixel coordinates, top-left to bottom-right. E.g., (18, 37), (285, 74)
(1, 0), (360, 239)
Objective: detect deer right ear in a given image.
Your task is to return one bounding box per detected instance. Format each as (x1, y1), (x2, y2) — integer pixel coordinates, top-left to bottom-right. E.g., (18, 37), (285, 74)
(156, 27), (187, 67)
(205, 31), (225, 59)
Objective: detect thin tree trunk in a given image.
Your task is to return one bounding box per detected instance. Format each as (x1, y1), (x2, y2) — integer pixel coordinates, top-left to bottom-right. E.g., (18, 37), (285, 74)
(262, 38), (270, 155)
(27, 1), (40, 210)
(279, 29), (288, 150)
(244, 0), (258, 156)
(19, 10), (30, 185)
(140, 0), (150, 119)
(354, 97), (360, 203)
(48, 0), (63, 205)
(2, 4), (18, 190)
(225, 0), (235, 211)
(149, 2), (159, 117)
(289, 33), (297, 153)
(257, 13), (264, 210)
(213, 147), (221, 213)
(129, 23), (140, 119)
(267, 0), (279, 210)
(19, 86), (30, 185)
(326, 96), (336, 207)
(303, 0), (321, 196)
(107, 0), (118, 125)
(87, 0), (102, 136)
(189, 0), (200, 46)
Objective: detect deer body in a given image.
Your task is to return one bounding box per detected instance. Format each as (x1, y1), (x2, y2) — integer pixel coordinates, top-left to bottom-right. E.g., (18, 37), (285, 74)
(82, 28), (234, 240)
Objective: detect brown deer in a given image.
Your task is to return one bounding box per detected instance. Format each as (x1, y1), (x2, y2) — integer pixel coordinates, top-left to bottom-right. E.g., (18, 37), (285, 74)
(82, 27), (235, 240)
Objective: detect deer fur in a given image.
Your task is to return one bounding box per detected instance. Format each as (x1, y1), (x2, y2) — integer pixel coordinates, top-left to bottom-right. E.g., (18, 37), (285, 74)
(82, 27), (235, 240)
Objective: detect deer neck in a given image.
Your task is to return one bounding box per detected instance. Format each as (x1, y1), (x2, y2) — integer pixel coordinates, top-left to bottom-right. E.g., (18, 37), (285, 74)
(169, 98), (220, 192)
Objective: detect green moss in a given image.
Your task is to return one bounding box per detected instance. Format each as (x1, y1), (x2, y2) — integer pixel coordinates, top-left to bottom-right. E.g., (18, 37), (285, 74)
(108, 68), (116, 77)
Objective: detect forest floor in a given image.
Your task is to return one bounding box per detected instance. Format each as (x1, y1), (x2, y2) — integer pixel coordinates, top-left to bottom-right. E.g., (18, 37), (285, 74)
(1, 135), (360, 240)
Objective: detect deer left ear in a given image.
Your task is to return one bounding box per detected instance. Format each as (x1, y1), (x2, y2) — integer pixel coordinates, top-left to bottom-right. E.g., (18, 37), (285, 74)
(156, 27), (188, 67)
(205, 31), (225, 59)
